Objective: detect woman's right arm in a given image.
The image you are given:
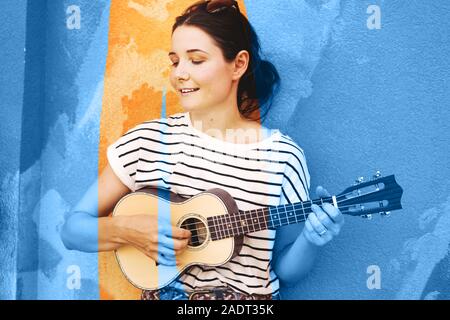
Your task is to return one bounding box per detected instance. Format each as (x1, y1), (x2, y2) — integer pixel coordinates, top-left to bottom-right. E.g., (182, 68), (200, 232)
(61, 163), (133, 252)
(60, 164), (191, 265)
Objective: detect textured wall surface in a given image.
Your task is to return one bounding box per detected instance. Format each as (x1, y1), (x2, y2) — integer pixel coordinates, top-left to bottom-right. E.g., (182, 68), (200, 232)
(1, 0), (449, 300)
(1, 0), (110, 299)
(289, 1), (450, 300)
(0, 0), (27, 300)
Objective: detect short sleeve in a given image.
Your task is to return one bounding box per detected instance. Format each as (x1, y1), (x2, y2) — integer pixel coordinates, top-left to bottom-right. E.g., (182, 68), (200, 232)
(279, 150), (311, 205)
(107, 126), (142, 192)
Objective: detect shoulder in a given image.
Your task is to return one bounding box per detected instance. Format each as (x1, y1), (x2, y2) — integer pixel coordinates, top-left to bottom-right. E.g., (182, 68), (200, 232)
(121, 112), (189, 138)
(272, 131), (310, 187)
(133, 112), (188, 130)
(271, 131), (307, 162)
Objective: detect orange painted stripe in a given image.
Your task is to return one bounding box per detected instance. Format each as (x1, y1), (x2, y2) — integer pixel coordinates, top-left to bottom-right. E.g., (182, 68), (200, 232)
(98, 0), (251, 300)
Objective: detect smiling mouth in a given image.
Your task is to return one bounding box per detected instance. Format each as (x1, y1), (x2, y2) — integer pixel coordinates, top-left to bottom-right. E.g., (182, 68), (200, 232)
(179, 88), (200, 95)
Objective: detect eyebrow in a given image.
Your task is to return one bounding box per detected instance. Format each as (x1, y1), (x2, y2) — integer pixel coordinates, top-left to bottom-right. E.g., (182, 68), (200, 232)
(168, 49), (209, 56)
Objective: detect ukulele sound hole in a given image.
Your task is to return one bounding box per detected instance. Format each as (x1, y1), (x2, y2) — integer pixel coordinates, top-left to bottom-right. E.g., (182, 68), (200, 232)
(180, 217), (208, 248)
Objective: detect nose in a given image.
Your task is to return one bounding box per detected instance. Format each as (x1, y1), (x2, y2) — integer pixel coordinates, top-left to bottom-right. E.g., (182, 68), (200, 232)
(176, 72), (189, 82)
(174, 62), (189, 82)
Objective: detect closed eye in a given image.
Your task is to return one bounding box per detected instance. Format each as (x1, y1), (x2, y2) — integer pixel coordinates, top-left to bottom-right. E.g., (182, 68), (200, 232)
(170, 60), (204, 67)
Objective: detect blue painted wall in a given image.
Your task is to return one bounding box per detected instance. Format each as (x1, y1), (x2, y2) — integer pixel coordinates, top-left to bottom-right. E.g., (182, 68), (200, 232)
(1, 0), (449, 299)
(0, 0), (27, 301)
(1, 0), (110, 299)
(248, 0), (450, 299)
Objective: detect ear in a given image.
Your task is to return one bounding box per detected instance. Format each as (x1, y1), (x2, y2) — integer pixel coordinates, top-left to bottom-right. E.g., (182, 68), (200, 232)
(231, 50), (250, 81)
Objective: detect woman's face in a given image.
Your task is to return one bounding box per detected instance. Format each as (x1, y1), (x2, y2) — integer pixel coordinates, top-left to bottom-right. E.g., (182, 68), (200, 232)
(169, 25), (236, 113)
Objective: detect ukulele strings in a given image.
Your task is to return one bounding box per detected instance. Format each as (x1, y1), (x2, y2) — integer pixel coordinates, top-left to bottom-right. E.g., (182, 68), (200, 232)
(168, 202), (389, 237)
(174, 186), (387, 231)
(170, 187), (398, 238)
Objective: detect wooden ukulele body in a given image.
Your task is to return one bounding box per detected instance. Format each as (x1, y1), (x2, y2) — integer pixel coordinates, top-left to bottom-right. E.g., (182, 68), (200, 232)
(113, 188), (244, 290)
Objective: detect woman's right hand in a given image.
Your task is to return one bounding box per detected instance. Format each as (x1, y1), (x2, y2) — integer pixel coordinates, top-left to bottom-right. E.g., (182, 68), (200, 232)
(116, 214), (191, 266)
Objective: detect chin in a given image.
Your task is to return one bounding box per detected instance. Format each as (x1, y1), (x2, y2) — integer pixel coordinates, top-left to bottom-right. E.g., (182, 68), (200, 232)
(180, 102), (204, 113)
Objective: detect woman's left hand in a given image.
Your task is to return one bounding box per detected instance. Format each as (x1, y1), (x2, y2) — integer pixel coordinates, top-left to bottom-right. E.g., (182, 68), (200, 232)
(301, 186), (345, 246)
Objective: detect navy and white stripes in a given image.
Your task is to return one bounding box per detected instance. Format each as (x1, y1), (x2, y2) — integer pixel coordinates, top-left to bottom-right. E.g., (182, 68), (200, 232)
(107, 112), (310, 295)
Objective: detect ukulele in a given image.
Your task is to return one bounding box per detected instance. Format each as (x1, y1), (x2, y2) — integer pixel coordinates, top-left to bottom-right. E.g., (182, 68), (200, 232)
(113, 171), (403, 290)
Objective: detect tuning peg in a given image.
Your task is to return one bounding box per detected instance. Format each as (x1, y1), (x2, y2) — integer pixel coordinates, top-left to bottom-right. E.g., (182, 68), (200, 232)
(361, 214), (372, 220)
(354, 176), (364, 185)
(380, 211), (391, 217)
(372, 171), (382, 180)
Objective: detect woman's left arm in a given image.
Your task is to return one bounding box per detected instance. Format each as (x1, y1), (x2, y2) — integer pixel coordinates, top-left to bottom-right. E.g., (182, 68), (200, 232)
(273, 186), (345, 285)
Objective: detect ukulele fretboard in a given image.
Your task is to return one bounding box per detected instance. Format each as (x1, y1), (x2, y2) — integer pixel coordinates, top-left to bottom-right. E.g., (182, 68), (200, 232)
(207, 197), (334, 240)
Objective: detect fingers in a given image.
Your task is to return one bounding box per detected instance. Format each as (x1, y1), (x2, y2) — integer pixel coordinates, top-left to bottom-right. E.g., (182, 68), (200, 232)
(156, 236), (189, 265)
(316, 186), (331, 198)
(304, 219), (328, 246)
(308, 209), (328, 235)
(302, 202), (345, 246)
(158, 222), (191, 239)
(314, 186), (344, 224)
(311, 204), (341, 236)
(157, 252), (178, 266)
(136, 248), (178, 266)
(159, 235), (190, 251)
(322, 203), (345, 225)
(170, 226), (192, 239)
(158, 245), (177, 258)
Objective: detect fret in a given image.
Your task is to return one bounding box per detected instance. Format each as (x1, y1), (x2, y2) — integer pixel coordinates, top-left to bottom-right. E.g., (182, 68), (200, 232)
(250, 210), (259, 233)
(277, 205), (285, 227)
(256, 208), (266, 232)
(220, 214), (230, 238)
(207, 217), (217, 241)
(238, 213), (248, 234)
(213, 215), (219, 239)
(224, 214), (230, 238)
(254, 210), (260, 232)
(286, 203), (296, 225)
(245, 210), (254, 233)
(221, 215), (229, 239)
(208, 196), (339, 239)
(237, 213), (244, 235)
(262, 208), (270, 230)
(215, 215), (223, 240)
(225, 214), (234, 237)
(300, 201), (306, 222)
(231, 213), (239, 237)
(276, 205), (283, 226)
(265, 208), (272, 229)
(293, 203), (299, 224)
(268, 207), (274, 228)
(282, 204), (292, 225)
(270, 206), (277, 228)
(280, 204), (287, 224)
(243, 213), (250, 233)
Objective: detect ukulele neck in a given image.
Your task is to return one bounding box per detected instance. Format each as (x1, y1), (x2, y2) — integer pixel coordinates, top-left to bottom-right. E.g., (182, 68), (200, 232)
(208, 197), (335, 240)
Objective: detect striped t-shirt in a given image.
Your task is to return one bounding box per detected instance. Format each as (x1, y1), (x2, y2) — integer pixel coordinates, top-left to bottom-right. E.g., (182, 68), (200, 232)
(107, 112), (310, 296)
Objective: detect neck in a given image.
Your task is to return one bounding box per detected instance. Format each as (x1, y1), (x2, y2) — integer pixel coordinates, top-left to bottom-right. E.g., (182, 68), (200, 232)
(207, 197), (335, 240)
(189, 105), (242, 138)
(188, 106), (266, 144)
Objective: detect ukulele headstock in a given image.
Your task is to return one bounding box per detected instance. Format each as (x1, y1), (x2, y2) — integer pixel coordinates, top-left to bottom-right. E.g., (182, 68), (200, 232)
(336, 171), (403, 219)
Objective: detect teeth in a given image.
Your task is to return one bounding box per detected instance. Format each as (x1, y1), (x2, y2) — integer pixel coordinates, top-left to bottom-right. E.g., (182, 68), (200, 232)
(181, 88), (198, 93)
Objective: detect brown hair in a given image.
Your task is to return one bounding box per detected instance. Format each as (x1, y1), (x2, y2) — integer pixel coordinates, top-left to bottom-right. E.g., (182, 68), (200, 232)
(172, 1), (280, 121)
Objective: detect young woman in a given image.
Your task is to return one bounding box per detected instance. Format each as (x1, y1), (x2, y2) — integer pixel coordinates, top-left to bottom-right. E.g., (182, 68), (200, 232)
(61, 0), (344, 300)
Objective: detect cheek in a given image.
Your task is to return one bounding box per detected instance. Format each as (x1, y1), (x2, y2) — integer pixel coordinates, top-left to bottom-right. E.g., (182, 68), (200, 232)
(198, 65), (232, 93)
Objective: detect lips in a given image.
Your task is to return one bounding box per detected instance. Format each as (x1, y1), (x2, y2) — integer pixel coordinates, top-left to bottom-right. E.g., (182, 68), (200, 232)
(179, 88), (200, 95)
